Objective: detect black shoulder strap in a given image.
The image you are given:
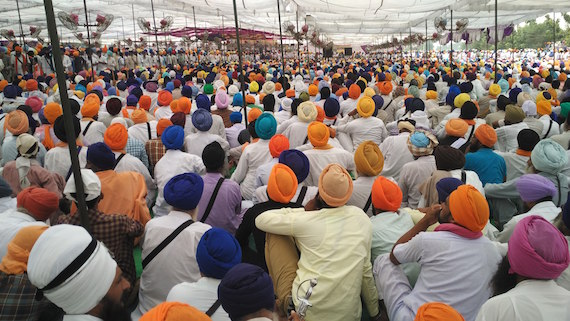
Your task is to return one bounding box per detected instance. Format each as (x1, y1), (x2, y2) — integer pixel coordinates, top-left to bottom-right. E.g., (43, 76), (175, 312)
(146, 122), (152, 140)
(303, 135), (309, 145)
(0, 114), (6, 122)
(142, 219), (195, 269)
(65, 146), (82, 180)
(382, 99), (393, 110)
(332, 118), (337, 126)
(461, 170), (467, 183)
(543, 119), (554, 139)
(205, 299), (221, 317)
(466, 125), (476, 142)
(113, 153), (126, 170)
(295, 186), (308, 206)
(82, 121), (94, 136)
(201, 178), (225, 223)
(363, 193), (373, 214)
(556, 175), (561, 207)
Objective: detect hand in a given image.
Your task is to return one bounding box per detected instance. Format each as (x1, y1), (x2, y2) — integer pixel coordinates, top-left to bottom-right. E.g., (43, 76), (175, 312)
(328, 127), (336, 138)
(370, 313), (383, 321)
(422, 204), (441, 226)
(289, 311), (302, 321)
(304, 195), (319, 211)
(348, 108), (358, 117)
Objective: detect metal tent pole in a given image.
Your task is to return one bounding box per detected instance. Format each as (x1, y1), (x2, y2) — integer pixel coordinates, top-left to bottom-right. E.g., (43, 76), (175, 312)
(121, 17), (126, 41)
(193, 6), (200, 65)
(131, 4), (138, 65)
(43, 0), (90, 233)
(16, 0), (26, 48)
(150, 0), (161, 69)
(296, 10), (300, 61)
(553, 12), (556, 66)
(409, 27), (412, 60)
(494, 0), (498, 83)
(82, 0), (95, 80)
(277, 0), (286, 86)
(425, 20), (428, 59)
(450, 9), (453, 65)
(232, 0), (248, 126)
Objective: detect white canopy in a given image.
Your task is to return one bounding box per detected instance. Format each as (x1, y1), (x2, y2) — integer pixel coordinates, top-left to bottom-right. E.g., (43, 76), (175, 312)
(1, 0), (570, 46)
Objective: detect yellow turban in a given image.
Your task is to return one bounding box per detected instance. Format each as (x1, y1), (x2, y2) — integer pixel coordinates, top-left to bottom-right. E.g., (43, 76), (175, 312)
(354, 141), (384, 176)
(0, 225), (49, 275)
(357, 96), (375, 118)
(426, 90), (438, 100)
(454, 93), (470, 108)
(363, 87), (376, 97)
(537, 101), (552, 116)
(307, 121), (330, 148)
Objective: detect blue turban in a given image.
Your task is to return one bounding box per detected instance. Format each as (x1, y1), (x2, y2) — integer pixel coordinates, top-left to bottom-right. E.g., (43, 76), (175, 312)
(196, 228), (242, 279)
(232, 93), (243, 107)
(279, 149), (310, 183)
(563, 193), (570, 229)
(3, 85), (18, 99)
(377, 73), (386, 81)
(107, 87), (117, 96)
(75, 84), (87, 95)
(117, 81), (127, 91)
(205, 72), (216, 84)
(164, 173), (204, 210)
(165, 81), (174, 92)
(372, 95), (384, 111)
(254, 113), (276, 140)
(230, 111), (242, 123)
(436, 177), (463, 203)
(130, 87), (143, 99)
(324, 97), (340, 117)
(181, 85), (192, 98)
(126, 94), (138, 107)
(509, 87), (522, 103)
(342, 91), (349, 100)
(410, 131), (430, 148)
(192, 109), (213, 132)
(498, 78), (509, 93)
(218, 263), (275, 321)
(191, 86), (199, 97)
(0, 177), (13, 198)
(87, 142), (115, 171)
(196, 94), (211, 111)
(446, 86), (460, 106)
(531, 139), (568, 174)
(161, 125), (185, 150)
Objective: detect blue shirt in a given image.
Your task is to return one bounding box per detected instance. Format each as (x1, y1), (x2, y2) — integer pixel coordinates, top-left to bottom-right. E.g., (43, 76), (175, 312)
(464, 148), (506, 186)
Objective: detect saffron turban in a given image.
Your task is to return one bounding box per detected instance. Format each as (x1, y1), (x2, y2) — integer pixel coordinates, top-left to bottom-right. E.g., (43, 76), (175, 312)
(414, 302), (465, 321)
(354, 141), (384, 176)
(156, 119), (173, 136)
(5, 110), (29, 135)
(348, 84), (361, 99)
(269, 134), (289, 158)
(536, 100), (552, 116)
(137, 95), (151, 111)
(474, 124), (497, 147)
(16, 187), (59, 221)
(80, 100), (99, 118)
(140, 302), (212, 321)
(175, 97), (192, 114)
(157, 90), (173, 106)
(164, 173), (204, 210)
(104, 123), (128, 151)
(448, 185), (489, 232)
(0, 225), (48, 275)
(371, 176), (402, 212)
(508, 215), (569, 279)
(196, 228), (242, 280)
(318, 164), (353, 207)
(307, 121), (330, 148)
(267, 164), (298, 204)
(131, 109), (148, 124)
(445, 119), (468, 137)
(247, 108), (262, 123)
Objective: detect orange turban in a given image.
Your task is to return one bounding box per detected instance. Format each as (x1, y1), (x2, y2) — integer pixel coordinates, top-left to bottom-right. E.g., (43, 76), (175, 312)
(354, 141), (384, 176)
(0, 225), (49, 275)
(131, 109), (148, 124)
(158, 90), (173, 106)
(245, 94), (256, 105)
(426, 90), (438, 100)
(315, 105), (325, 122)
(318, 164), (353, 207)
(286, 89), (295, 98)
(139, 95), (152, 111)
(445, 119), (468, 137)
(176, 97), (192, 114)
(81, 100), (99, 118)
(44, 103), (63, 124)
(559, 73), (567, 82)
(247, 108), (262, 123)
(16, 186), (59, 221)
(275, 82), (282, 91)
(269, 134), (289, 158)
(377, 81), (393, 95)
(371, 176), (402, 212)
(307, 121), (330, 147)
(414, 302), (465, 321)
(267, 164), (298, 204)
(169, 100), (178, 113)
(140, 302), (211, 321)
(0, 80), (8, 91)
(157, 119), (173, 136)
(104, 123), (128, 151)
(449, 185), (489, 232)
(335, 88), (348, 97)
(84, 93), (101, 106)
(474, 124), (497, 147)
(26, 79), (38, 91)
(348, 84), (361, 100)
(5, 110), (29, 135)
(537, 101), (552, 116)
(308, 84), (318, 96)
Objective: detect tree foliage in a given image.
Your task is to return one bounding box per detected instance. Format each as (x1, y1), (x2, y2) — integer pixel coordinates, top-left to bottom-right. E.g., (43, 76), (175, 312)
(469, 13), (570, 50)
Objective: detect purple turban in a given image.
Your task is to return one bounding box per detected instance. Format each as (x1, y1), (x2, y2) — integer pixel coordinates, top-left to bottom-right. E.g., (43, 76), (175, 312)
(515, 174), (557, 203)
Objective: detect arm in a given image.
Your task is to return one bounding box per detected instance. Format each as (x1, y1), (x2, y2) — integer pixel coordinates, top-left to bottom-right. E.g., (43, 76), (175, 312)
(230, 148), (249, 184)
(361, 242), (380, 319)
(255, 207), (306, 235)
(484, 178), (520, 199)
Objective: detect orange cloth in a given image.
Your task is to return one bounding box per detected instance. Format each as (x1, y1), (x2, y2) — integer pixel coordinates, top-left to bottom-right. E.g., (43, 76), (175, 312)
(449, 185), (489, 232)
(81, 100), (99, 118)
(426, 90), (438, 100)
(414, 302), (465, 321)
(445, 118), (468, 137)
(357, 96), (375, 118)
(537, 100), (552, 116)
(245, 94), (256, 105)
(315, 105), (325, 122)
(335, 87), (348, 97)
(559, 73), (567, 82)
(26, 79), (38, 91)
(104, 123), (128, 151)
(318, 164), (353, 207)
(286, 89), (295, 98)
(131, 109), (148, 124)
(84, 93), (101, 106)
(44, 102), (63, 124)
(0, 225), (48, 275)
(377, 81), (393, 96)
(140, 302), (211, 321)
(5, 110), (29, 135)
(247, 108), (262, 123)
(16, 186), (59, 221)
(307, 121), (331, 148)
(0, 80), (8, 91)
(176, 97), (192, 114)
(348, 84), (361, 100)
(158, 90), (173, 106)
(96, 170), (151, 227)
(267, 163), (298, 203)
(354, 141), (384, 176)
(275, 82), (282, 91)
(269, 134), (289, 158)
(139, 95), (152, 111)
(371, 176), (402, 212)
(156, 119), (173, 136)
(474, 124), (497, 147)
(308, 84), (318, 96)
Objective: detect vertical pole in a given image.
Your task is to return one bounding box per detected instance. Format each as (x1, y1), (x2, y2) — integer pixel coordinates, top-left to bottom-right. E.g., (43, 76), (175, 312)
(400, 32), (403, 62)
(82, 0), (95, 81)
(150, 0), (161, 69)
(305, 16), (309, 67)
(43, 0), (90, 233)
(277, 0), (286, 86)
(16, 0), (26, 48)
(296, 10), (300, 61)
(132, 4), (138, 65)
(450, 9), (453, 65)
(121, 17), (126, 42)
(232, 0), (248, 126)
(495, 0), (499, 83)
(553, 12), (556, 66)
(425, 19), (428, 59)
(193, 6), (200, 65)
(409, 27), (412, 60)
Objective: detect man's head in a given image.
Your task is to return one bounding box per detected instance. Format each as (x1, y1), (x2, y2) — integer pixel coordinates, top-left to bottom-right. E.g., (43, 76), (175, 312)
(516, 174), (557, 211)
(267, 164), (298, 204)
(434, 145), (465, 171)
(354, 141), (384, 177)
(414, 302), (465, 321)
(517, 129), (540, 152)
(140, 302), (211, 321)
(371, 176), (402, 214)
(16, 187), (59, 221)
(529, 139), (568, 175)
(196, 228), (242, 279)
(164, 173), (204, 215)
(470, 124), (496, 152)
(202, 141), (226, 173)
(27, 225), (130, 319)
(444, 185), (489, 232)
(317, 164), (353, 208)
(64, 169), (102, 209)
(407, 129), (438, 159)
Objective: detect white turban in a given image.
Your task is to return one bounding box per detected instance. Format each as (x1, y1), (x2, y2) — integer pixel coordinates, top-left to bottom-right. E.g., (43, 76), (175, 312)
(110, 117), (128, 128)
(27, 225), (117, 314)
(522, 100), (537, 117)
(64, 169), (102, 202)
(228, 85), (239, 96)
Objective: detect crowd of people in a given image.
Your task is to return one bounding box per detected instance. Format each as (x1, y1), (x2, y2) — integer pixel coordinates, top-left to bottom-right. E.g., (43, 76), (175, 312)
(0, 40), (570, 321)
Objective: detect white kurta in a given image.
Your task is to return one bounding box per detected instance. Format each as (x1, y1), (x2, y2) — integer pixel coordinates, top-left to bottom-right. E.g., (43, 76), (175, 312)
(303, 147), (356, 187)
(495, 122), (529, 153)
(185, 131), (230, 158)
(0, 209), (47, 259)
(128, 121), (158, 145)
(282, 121), (311, 149)
(44, 146), (88, 179)
(379, 132), (414, 181)
(79, 120), (107, 146)
(334, 117), (388, 152)
(347, 176), (377, 216)
(230, 139), (273, 200)
(167, 277), (230, 321)
(398, 156), (436, 209)
(495, 151), (529, 181)
(495, 201), (561, 243)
